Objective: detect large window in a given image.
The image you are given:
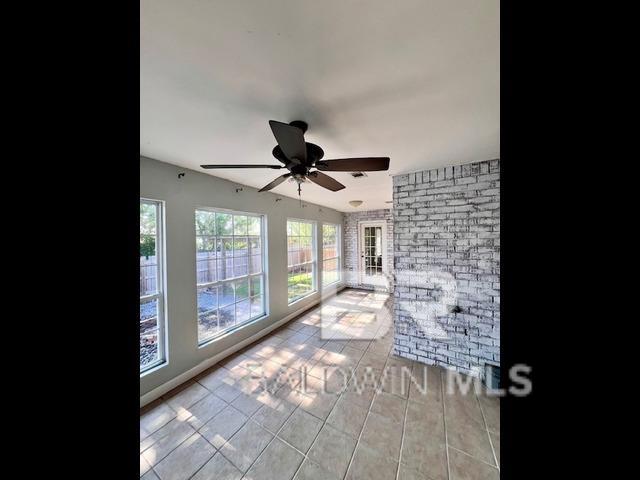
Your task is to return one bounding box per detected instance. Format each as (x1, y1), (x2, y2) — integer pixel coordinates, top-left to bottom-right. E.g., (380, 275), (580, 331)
(195, 209), (266, 344)
(322, 223), (341, 286)
(287, 219), (317, 303)
(140, 199), (165, 372)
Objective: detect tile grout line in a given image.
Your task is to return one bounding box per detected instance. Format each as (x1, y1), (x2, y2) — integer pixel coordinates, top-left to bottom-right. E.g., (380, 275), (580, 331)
(187, 370), (308, 479)
(142, 290), (394, 479)
(441, 369), (451, 480)
(395, 373), (412, 480)
(447, 444), (500, 469)
(287, 360), (360, 479)
(289, 324), (387, 480)
(475, 391), (499, 471)
(284, 292), (367, 478)
(341, 327), (398, 479)
(342, 297), (398, 478)
(188, 356), (323, 479)
(157, 355), (298, 479)
(180, 390), (245, 479)
(143, 395), (221, 477)
(227, 397), (303, 479)
(138, 297), (300, 476)
(342, 383), (383, 479)
(217, 306), (380, 479)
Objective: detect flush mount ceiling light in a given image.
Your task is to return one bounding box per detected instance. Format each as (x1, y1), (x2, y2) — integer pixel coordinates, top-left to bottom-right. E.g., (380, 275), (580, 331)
(349, 200), (363, 207)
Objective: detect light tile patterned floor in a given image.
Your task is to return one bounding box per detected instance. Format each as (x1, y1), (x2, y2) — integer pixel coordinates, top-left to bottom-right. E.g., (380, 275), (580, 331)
(140, 288), (500, 480)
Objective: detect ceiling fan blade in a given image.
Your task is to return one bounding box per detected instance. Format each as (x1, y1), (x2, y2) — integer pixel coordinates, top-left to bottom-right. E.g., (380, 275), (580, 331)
(315, 157), (390, 172)
(200, 164), (285, 169)
(307, 171), (346, 191)
(258, 173), (291, 192)
(269, 120), (307, 163)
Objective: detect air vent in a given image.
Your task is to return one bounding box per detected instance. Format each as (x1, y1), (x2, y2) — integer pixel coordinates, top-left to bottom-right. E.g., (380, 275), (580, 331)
(350, 172), (368, 178)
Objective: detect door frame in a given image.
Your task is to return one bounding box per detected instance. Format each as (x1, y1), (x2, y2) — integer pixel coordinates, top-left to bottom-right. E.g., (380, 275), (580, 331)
(357, 220), (388, 286)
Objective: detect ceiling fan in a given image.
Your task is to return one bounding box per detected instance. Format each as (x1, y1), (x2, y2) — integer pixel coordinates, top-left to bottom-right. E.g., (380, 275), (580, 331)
(200, 120), (390, 197)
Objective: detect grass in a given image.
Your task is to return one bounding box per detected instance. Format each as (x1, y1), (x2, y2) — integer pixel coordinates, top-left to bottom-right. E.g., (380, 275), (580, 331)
(288, 272), (314, 302)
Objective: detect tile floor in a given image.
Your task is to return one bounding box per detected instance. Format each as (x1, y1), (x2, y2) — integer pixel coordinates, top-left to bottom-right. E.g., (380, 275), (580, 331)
(140, 288), (500, 480)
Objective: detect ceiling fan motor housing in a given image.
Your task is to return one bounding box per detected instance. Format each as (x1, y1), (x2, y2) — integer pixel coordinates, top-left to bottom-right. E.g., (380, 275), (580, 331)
(288, 120), (308, 133)
(272, 142), (324, 165)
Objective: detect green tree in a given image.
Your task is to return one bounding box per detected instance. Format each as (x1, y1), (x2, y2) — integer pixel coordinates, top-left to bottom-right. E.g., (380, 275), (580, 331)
(140, 235), (155, 258)
(140, 202), (157, 259)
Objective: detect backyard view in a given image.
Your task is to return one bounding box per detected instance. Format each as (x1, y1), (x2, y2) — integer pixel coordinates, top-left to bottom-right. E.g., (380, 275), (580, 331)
(141, 211), (338, 369)
(287, 220), (315, 302)
(195, 210), (265, 343)
(322, 223), (340, 286)
(140, 201), (162, 370)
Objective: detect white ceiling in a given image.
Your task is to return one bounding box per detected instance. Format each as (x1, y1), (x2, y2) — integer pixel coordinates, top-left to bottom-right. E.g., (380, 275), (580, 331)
(140, 0), (499, 212)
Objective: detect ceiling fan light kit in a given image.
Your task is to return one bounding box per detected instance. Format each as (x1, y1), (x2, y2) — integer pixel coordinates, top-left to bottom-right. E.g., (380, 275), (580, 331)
(200, 120), (390, 198)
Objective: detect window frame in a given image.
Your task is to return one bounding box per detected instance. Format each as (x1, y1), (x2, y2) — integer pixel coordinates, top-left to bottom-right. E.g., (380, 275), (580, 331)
(287, 218), (318, 304)
(195, 206), (268, 346)
(322, 223), (341, 287)
(140, 198), (167, 374)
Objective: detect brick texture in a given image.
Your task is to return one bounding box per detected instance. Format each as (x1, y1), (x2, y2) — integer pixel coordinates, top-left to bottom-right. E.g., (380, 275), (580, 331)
(343, 209), (394, 291)
(392, 159), (500, 376)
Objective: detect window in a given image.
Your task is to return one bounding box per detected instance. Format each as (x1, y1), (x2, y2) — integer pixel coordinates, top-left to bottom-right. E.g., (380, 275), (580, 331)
(322, 223), (341, 286)
(287, 219), (316, 303)
(140, 199), (165, 372)
(195, 209), (266, 344)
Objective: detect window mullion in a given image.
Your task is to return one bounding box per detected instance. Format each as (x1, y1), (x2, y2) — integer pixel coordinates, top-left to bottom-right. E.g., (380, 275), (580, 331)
(197, 209), (266, 345)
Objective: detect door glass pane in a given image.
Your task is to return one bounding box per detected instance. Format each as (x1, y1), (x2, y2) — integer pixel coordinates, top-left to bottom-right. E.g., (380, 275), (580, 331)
(363, 225), (384, 278)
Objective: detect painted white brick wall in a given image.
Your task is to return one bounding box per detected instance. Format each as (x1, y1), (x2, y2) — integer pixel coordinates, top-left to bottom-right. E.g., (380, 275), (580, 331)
(343, 209), (394, 291)
(392, 159), (500, 377)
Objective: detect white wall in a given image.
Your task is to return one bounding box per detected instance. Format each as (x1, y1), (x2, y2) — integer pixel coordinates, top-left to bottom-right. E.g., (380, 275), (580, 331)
(140, 157), (344, 397)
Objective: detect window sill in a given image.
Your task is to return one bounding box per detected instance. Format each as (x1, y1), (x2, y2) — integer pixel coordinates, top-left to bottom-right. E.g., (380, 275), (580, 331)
(140, 360), (167, 378)
(287, 290), (318, 307)
(197, 313), (270, 349)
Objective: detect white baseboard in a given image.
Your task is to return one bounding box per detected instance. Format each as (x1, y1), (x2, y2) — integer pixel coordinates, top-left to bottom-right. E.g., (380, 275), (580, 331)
(140, 284), (346, 408)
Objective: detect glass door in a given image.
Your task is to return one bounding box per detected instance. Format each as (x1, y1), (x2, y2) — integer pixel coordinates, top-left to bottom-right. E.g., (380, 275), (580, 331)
(360, 222), (386, 287)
